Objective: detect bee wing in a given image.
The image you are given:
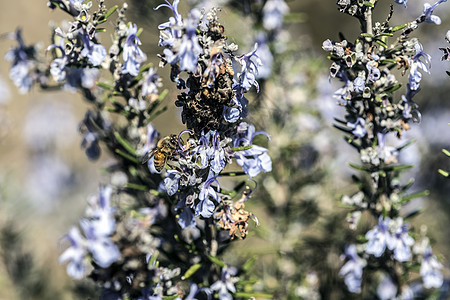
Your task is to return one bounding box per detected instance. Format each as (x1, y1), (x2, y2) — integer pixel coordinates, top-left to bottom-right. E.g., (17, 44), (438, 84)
(141, 149), (156, 164)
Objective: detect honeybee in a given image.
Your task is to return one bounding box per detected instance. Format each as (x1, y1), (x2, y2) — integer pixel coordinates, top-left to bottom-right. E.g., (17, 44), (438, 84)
(142, 134), (179, 172)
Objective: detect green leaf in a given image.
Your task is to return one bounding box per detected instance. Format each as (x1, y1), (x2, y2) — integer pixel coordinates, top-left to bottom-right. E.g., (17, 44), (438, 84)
(400, 190), (429, 204)
(438, 169), (449, 177)
(148, 250), (159, 266)
(375, 39), (388, 48)
(162, 296), (180, 300)
(97, 82), (114, 90)
(385, 83), (402, 93)
(181, 263), (201, 280)
(125, 183), (148, 191)
(208, 255), (225, 268)
(146, 89), (168, 115)
(392, 24), (407, 32)
(363, 1), (374, 7)
(219, 172), (247, 177)
(234, 292), (274, 298)
(147, 106), (168, 124)
(242, 256), (257, 272)
(104, 5), (118, 19)
(348, 163), (371, 172)
(114, 132), (137, 156)
(361, 33), (374, 38)
(283, 12), (307, 23)
(115, 149), (139, 164)
(95, 28), (106, 33)
(230, 145), (253, 151)
(442, 149), (450, 157)
(384, 164), (414, 171)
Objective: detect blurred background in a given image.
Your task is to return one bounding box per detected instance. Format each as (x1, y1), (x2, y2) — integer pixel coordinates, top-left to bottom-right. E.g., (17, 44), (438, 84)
(0, 0), (450, 299)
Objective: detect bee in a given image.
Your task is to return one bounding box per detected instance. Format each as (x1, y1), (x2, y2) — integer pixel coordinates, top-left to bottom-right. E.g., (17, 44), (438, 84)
(142, 134), (179, 172)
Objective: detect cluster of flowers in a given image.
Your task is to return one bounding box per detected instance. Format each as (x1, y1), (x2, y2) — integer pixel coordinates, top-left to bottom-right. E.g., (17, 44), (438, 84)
(153, 1), (272, 234)
(5, 0), (272, 298)
(325, 0), (446, 297)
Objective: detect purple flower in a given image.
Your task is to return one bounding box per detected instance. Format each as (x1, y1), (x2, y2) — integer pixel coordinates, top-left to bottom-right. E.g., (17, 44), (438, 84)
(223, 87), (249, 123)
(196, 176), (220, 218)
(409, 42), (431, 91)
(365, 217), (392, 257)
(122, 24), (147, 76)
(262, 0), (289, 31)
(346, 117), (366, 138)
(178, 9), (202, 72)
(79, 219), (120, 268)
(400, 88), (421, 122)
(210, 266), (237, 300)
(237, 44), (262, 93)
(178, 206), (196, 229)
(353, 76), (365, 94)
(339, 244), (365, 293)
(255, 33), (273, 79)
(4, 29), (35, 93)
(420, 246), (443, 289)
(377, 275), (398, 300)
(386, 219), (414, 262)
(233, 123), (272, 178)
(192, 131), (227, 174)
(80, 112), (101, 161)
(366, 59), (381, 82)
(163, 170), (181, 196)
(80, 33), (107, 66)
(59, 227), (88, 279)
(86, 185), (116, 237)
(142, 68), (162, 97)
(421, 0), (447, 25)
(394, 0), (408, 7)
(154, 0), (183, 47)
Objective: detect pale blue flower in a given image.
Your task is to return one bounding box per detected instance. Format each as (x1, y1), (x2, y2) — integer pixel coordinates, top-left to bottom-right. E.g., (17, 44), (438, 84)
(237, 44), (262, 92)
(155, 0), (183, 47)
(223, 87), (249, 123)
(79, 219), (120, 268)
(394, 0), (408, 7)
(366, 60), (381, 82)
(59, 227), (88, 279)
(178, 206), (196, 229)
(178, 9), (202, 72)
(255, 33), (273, 79)
(262, 0), (289, 31)
(377, 275), (398, 300)
(386, 219), (414, 262)
(196, 176), (220, 218)
(5, 29), (35, 93)
(195, 197), (215, 218)
(353, 76), (365, 94)
(365, 217), (392, 257)
(409, 42), (431, 91)
(233, 123), (272, 178)
(421, 0), (447, 25)
(210, 266), (237, 300)
(420, 246), (443, 289)
(122, 24), (147, 76)
(86, 185), (116, 237)
(339, 244), (365, 293)
(80, 112), (101, 161)
(142, 68), (162, 97)
(80, 33), (106, 66)
(346, 117), (366, 138)
(164, 170), (181, 196)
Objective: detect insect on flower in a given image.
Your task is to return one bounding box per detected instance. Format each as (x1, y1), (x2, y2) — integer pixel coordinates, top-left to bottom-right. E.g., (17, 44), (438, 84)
(142, 134), (179, 172)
